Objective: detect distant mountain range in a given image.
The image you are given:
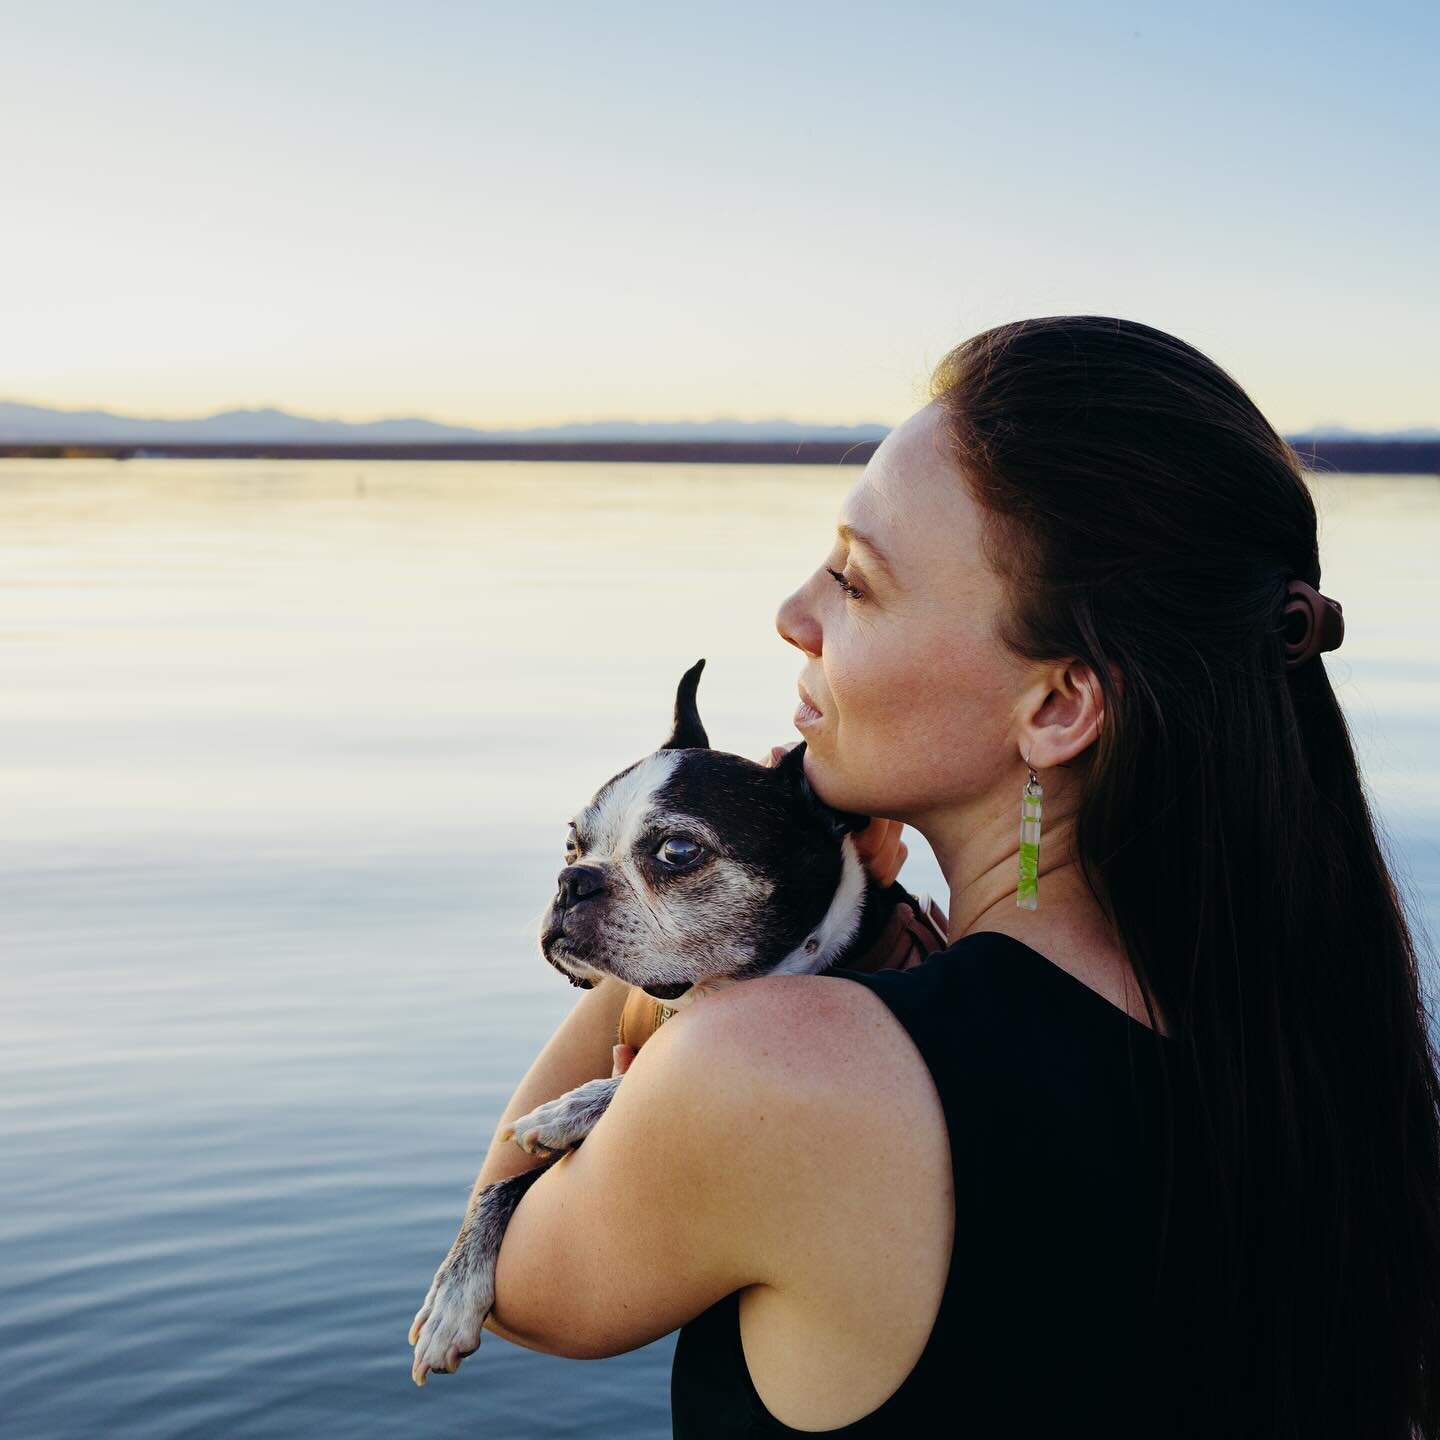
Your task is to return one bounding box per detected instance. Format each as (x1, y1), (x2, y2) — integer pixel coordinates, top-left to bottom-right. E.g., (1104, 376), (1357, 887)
(0, 401), (891, 446)
(1289, 424), (1440, 441)
(2, 400), (1433, 447)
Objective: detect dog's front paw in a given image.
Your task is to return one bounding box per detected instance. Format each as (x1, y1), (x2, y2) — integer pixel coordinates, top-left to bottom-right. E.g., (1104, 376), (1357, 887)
(500, 1075), (621, 1156)
(408, 1243), (494, 1387)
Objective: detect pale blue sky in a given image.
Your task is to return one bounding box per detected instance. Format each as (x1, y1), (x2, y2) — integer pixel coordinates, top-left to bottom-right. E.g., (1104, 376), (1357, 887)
(1, 0), (1434, 431)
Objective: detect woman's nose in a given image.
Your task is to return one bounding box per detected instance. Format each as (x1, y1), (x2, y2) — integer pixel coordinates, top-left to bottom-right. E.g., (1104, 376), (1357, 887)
(775, 583), (821, 656)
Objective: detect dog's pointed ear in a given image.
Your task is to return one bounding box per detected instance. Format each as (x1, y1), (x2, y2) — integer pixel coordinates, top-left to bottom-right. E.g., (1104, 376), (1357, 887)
(778, 740), (871, 839)
(660, 658), (710, 750)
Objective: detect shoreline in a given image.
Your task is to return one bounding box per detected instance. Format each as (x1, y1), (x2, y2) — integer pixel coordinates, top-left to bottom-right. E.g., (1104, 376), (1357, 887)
(0, 438), (1434, 474)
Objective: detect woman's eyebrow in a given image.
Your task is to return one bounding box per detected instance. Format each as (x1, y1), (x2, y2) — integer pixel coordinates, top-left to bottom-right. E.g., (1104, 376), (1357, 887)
(837, 522), (896, 582)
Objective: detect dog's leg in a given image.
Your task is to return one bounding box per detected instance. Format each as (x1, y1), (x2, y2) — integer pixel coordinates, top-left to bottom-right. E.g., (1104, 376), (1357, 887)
(500, 1074), (622, 1156)
(408, 1076), (624, 1382)
(408, 1166), (546, 1386)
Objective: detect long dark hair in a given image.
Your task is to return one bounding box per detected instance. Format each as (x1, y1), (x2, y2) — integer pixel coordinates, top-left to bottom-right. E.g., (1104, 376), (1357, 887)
(928, 316), (1440, 1438)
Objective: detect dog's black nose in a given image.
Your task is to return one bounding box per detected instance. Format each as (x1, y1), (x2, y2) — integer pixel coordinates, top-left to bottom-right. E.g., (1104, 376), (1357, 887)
(557, 864), (607, 908)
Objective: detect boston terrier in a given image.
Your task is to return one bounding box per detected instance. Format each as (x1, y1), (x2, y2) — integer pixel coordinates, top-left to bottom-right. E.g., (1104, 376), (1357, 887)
(408, 658), (934, 1385)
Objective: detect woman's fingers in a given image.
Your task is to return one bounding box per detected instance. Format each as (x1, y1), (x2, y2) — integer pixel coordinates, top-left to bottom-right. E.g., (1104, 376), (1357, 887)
(853, 815), (907, 887)
(761, 742), (800, 767)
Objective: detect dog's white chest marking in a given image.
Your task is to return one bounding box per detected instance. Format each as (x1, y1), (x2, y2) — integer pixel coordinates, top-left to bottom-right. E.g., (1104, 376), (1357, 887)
(768, 835), (868, 976)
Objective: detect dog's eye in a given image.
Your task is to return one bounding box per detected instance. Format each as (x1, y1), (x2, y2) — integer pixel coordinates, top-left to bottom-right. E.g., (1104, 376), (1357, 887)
(656, 836), (703, 869)
(565, 822), (580, 858)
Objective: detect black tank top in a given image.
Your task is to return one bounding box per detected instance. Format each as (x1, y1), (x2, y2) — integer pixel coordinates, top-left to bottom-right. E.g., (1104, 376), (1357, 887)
(671, 931), (1200, 1438)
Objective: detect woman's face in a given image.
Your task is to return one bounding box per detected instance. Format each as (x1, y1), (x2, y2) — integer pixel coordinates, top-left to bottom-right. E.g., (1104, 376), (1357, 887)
(774, 400), (1031, 825)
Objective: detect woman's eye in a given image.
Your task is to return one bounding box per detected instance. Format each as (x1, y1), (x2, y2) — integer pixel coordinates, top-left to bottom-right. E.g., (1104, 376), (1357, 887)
(826, 566), (865, 601)
(656, 836), (703, 868)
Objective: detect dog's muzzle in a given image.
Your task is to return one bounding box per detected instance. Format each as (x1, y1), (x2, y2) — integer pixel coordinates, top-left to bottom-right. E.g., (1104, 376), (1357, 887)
(539, 864), (610, 986)
(542, 863), (694, 1001)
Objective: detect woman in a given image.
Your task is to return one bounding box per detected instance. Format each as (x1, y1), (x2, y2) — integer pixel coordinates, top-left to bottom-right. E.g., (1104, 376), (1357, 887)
(454, 317), (1440, 1437)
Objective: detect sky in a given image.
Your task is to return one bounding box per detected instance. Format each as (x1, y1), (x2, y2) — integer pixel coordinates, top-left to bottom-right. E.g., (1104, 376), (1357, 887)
(1, 0), (1435, 432)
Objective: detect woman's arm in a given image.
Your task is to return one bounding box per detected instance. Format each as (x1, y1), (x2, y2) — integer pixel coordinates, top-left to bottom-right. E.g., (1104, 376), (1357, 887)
(481, 969), (945, 1362)
(484, 980), (799, 1358)
(459, 974), (632, 1346)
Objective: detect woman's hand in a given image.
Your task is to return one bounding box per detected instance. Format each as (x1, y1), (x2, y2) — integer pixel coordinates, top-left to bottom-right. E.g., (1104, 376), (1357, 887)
(761, 742), (909, 888)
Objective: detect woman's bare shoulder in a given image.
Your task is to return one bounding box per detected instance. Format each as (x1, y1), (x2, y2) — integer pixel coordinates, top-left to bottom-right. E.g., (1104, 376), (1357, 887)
(683, 974), (954, 1362)
(689, 972), (918, 1073)
(680, 974), (946, 1165)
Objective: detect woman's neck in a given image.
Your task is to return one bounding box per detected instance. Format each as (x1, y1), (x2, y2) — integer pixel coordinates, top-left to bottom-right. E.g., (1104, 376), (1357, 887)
(919, 795), (1164, 1033)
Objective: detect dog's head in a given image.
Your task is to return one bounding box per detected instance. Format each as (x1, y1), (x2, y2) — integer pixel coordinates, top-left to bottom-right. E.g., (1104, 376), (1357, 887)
(538, 658), (874, 1005)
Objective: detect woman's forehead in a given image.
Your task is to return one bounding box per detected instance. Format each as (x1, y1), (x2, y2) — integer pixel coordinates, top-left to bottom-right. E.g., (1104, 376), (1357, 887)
(840, 404), (986, 578)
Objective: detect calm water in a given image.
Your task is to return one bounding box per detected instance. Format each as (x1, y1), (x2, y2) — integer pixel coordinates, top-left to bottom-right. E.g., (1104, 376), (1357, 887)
(2, 459), (1437, 1438)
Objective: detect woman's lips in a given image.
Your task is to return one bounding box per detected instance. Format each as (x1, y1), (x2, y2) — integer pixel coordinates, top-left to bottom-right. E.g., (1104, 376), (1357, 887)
(795, 685), (823, 730)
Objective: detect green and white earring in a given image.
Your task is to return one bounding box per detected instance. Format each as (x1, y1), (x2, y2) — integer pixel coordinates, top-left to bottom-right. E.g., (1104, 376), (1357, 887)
(1017, 754), (1044, 910)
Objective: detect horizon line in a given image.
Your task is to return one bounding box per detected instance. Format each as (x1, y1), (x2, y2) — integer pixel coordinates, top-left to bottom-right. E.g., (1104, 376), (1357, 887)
(1, 396), (1437, 442)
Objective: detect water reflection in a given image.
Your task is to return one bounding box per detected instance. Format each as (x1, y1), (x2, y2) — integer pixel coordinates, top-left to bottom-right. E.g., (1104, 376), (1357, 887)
(0, 458), (1434, 1437)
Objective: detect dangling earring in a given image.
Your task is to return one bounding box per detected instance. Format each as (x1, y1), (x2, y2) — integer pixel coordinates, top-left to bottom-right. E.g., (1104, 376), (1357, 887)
(1017, 751), (1043, 911)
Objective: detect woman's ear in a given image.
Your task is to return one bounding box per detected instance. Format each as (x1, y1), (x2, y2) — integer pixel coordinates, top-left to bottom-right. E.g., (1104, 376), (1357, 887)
(1020, 658), (1110, 768)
